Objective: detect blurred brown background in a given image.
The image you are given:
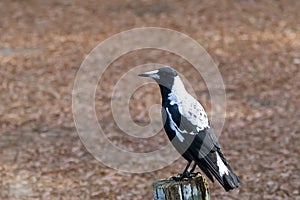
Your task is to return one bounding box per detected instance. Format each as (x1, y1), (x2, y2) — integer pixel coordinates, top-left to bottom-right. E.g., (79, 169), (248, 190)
(0, 0), (299, 199)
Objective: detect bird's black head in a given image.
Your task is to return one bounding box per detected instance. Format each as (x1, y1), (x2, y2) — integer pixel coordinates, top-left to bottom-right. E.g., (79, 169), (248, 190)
(139, 67), (178, 89)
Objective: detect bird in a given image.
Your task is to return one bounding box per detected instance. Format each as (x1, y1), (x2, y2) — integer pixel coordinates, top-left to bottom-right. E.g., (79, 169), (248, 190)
(139, 67), (240, 191)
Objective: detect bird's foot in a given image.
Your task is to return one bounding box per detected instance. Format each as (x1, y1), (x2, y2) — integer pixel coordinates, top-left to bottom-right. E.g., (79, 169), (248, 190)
(171, 172), (198, 181)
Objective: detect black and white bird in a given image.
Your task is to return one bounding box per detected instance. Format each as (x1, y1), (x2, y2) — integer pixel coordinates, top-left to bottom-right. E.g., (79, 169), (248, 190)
(139, 67), (240, 191)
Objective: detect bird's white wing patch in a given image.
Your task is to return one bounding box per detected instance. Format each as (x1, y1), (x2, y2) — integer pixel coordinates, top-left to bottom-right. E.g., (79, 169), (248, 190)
(216, 152), (229, 176)
(165, 107), (187, 142)
(168, 93), (177, 105)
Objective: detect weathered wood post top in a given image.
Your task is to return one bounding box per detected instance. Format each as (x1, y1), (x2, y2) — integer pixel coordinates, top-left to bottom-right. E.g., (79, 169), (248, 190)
(153, 173), (210, 200)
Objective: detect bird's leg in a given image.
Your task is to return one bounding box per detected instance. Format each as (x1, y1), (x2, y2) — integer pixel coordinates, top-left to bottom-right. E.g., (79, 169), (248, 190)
(171, 161), (191, 181)
(179, 162), (198, 180)
(182, 161), (192, 175)
(178, 161), (192, 181)
(190, 162), (197, 173)
(172, 162), (199, 181)
(187, 162), (198, 177)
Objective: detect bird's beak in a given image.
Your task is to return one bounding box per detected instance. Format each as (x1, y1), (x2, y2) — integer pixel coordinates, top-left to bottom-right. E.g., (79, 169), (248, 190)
(138, 69), (160, 79)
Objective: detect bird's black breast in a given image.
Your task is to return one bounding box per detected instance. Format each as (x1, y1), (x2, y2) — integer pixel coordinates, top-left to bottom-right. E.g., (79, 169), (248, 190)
(159, 85), (176, 140)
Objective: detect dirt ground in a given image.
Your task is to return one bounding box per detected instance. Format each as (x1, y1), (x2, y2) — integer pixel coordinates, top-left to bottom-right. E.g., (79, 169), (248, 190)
(0, 0), (299, 199)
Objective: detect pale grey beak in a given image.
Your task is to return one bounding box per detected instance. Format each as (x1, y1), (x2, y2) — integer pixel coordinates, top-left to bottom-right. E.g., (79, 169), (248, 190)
(138, 69), (160, 79)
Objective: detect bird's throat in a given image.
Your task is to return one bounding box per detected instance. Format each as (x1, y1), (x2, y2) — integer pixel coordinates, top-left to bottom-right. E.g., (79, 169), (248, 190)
(158, 85), (172, 105)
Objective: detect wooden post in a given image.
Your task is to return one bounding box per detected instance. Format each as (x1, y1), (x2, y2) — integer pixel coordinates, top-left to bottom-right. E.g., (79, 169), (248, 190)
(152, 173), (210, 200)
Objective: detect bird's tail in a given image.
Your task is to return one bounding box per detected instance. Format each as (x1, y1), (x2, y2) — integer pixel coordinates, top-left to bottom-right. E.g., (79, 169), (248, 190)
(195, 152), (241, 192)
(222, 170), (241, 191)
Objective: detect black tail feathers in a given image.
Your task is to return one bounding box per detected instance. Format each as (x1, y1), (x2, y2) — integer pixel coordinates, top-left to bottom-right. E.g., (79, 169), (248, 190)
(222, 171), (241, 192)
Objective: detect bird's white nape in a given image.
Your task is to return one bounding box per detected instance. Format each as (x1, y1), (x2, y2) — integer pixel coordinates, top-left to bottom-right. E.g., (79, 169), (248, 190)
(167, 76), (187, 106)
(172, 76), (187, 95)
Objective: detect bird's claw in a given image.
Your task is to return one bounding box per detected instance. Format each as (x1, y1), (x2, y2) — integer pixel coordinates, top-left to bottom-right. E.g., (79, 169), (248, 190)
(171, 172), (198, 181)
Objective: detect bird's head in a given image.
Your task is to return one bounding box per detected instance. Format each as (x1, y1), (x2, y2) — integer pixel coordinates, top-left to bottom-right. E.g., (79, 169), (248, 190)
(138, 67), (178, 89)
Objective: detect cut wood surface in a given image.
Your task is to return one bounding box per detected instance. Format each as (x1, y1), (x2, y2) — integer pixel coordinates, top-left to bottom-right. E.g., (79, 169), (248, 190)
(153, 173), (210, 200)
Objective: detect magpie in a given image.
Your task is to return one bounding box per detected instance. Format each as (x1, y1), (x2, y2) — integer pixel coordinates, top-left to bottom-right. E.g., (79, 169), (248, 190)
(139, 67), (240, 191)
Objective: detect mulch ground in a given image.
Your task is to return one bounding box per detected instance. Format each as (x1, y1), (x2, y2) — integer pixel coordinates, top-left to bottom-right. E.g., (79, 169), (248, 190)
(0, 0), (299, 199)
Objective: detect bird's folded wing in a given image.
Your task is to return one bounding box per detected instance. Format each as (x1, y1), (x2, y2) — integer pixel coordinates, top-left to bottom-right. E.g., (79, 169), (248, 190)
(188, 129), (227, 185)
